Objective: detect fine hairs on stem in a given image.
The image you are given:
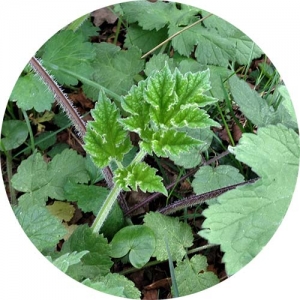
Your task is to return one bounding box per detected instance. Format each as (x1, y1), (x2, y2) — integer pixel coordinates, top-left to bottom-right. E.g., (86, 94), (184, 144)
(29, 57), (116, 190)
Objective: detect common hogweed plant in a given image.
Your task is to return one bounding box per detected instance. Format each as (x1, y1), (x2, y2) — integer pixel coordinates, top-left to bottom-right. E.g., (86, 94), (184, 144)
(84, 63), (220, 233)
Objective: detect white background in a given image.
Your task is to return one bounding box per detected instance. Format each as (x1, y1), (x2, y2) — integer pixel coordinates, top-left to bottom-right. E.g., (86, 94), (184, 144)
(1, 0), (299, 299)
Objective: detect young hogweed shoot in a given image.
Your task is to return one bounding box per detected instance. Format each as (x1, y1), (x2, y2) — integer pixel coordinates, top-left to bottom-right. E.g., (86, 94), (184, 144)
(85, 64), (220, 232)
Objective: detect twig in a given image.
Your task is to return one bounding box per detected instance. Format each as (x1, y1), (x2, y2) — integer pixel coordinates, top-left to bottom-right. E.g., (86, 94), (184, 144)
(141, 13), (213, 59)
(159, 178), (259, 215)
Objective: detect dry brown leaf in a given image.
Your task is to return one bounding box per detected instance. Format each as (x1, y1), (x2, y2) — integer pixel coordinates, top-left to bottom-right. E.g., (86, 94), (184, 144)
(91, 7), (117, 26)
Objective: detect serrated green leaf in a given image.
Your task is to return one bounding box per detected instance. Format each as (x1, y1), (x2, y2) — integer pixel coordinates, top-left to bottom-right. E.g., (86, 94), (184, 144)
(83, 43), (144, 98)
(171, 105), (219, 128)
(276, 85), (298, 130)
(200, 124), (299, 275)
(84, 273), (141, 299)
(84, 91), (133, 168)
(192, 165), (245, 194)
(47, 251), (89, 273)
(64, 182), (109, 214)
(151, 129), (203, 158)
(115, 162), (167, 196)
(13, 193), (67, 252)
(169, 128), (213, 169)
(0, 120), (28, 151)
(145, 54), (176, 77)
(229, 75), (278, 127)
(11, 149), (89, 200)
(145, 65), (177, 126)
(174, 68), (217, 107)
(41, 30), (95, 85)
(61, 225), (113, 280)
(110, 225), (156, 269)
(119, 1), (173, 31)
(124, 23), (168, 54)
(144, 212), (193, 262)
(10, 71), (55, 112)
(174, 255), (219, 296)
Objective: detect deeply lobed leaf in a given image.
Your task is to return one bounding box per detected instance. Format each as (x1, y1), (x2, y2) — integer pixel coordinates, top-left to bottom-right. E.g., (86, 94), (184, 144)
(174, 255), (219, 296)
(115, 162), (167, 196)
(84, 91), (132, 168)
(144, 212), (193, 262)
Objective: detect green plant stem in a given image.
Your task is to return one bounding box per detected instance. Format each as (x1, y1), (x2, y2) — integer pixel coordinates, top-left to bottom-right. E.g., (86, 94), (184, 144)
(91, 184), (123, 233)
(114, 16), (122, 45)
(216, 103), (235, 146)
(6, 151), (17, 205)
(141, 13), (213, 59)
(21, 108), (35, 153)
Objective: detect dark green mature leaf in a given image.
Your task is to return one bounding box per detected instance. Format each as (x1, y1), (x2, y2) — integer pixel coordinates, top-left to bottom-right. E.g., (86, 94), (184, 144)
(110, 225), (156, 269)
(11, 149), (89, 200)
(84, 91), (132, 168)
(0, 120), (28, 151)
(83, 43), (144, 98)
(64, 182), (109, 214)
(41, 30), (95, 85)
(174, 255), (219, 296)
(13, 193), (67, 252)
(124, 23), (168, 54)
(9, 71), (55, 112)
(115, 162), (167, 196)
(61, 225), (113, 280)
(144, 212), (193, 262)
(200, 124), (299, 275)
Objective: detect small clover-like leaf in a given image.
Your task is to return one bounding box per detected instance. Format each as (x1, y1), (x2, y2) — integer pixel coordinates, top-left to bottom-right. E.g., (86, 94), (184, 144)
(84, 91), (133, 168)
(0, 120), (28, 151)
(9, 71), (55, 112)
(110, 225), (156, 269)
(115, 162), (167, 196)
(144, 212), (193, 262)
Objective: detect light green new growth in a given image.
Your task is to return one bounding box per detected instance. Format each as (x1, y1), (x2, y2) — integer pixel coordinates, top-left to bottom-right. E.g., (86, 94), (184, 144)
(84, 64), (218, 233)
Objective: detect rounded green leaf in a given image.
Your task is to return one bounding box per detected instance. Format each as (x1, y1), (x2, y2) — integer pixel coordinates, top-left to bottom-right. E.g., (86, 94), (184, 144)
(0, 120), (28, 151)
(110, 225), (156, 269)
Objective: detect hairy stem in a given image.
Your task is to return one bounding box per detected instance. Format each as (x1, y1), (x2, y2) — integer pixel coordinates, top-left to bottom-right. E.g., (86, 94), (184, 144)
(91, 184), (122, 233)
(159, 178), (259, 215)
(29, 57), (116, 191)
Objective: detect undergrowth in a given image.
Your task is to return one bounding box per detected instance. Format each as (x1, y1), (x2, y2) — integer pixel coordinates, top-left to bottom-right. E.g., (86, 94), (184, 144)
(1, 1), (299, 299)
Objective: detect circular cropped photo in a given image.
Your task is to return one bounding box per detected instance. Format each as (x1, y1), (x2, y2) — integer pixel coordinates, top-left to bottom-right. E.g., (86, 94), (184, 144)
(1, 1), (299, 299)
